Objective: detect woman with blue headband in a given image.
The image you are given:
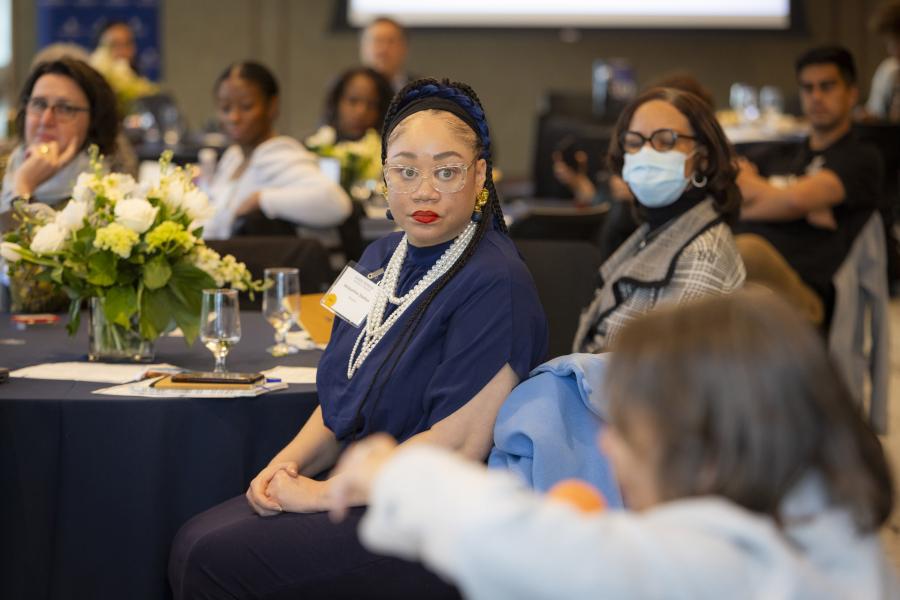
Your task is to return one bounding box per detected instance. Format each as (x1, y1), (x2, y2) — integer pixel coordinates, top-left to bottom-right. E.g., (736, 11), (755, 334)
(169, 79), (548, 599)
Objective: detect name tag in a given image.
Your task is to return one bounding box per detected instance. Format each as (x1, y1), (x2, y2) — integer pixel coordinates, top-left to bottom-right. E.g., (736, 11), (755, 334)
(320, 262), (379, 327)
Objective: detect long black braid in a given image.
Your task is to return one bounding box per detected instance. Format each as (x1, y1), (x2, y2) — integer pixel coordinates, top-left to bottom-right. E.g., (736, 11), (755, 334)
(348, 78), (506, 440)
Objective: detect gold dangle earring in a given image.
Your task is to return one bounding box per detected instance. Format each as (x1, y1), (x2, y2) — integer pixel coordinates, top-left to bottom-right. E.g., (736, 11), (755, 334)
(471, 188), (489, 222)
(380, 181), (394, 220)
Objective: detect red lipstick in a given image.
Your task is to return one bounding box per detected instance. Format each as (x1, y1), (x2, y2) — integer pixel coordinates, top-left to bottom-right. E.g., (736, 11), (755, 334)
(412, 211), (439, 223)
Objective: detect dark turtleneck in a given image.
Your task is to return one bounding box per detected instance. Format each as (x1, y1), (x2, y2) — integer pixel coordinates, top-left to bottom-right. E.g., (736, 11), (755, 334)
(639, 185), (708, 233)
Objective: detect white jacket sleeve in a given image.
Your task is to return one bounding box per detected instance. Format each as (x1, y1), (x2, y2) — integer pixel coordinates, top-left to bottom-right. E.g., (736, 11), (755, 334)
(360, 447), (714, 600)
(358, 445), (881, 600)
(255, 145), (352, 228)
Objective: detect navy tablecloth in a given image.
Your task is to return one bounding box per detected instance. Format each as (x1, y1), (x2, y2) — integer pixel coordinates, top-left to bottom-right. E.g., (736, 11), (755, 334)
(0, 312), (321, 600)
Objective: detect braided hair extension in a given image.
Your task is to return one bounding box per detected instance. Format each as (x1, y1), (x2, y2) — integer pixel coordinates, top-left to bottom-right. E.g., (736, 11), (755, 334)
(348, 79), (506, 439)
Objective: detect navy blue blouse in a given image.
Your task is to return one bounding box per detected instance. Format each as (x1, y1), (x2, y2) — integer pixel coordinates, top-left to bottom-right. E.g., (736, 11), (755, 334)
(317, 227), (548, 443)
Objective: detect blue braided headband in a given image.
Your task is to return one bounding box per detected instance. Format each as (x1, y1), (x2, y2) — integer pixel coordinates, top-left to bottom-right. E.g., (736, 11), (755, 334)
(384, 83), (491, 158)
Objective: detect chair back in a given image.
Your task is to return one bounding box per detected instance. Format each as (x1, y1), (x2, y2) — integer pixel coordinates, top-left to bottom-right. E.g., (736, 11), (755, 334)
(852, 123), (900, 204)
(515, 239), (603, 358)
(509, 203), (609, 244)
(532, 108), (615, 199)
(828, 212), (891, 433)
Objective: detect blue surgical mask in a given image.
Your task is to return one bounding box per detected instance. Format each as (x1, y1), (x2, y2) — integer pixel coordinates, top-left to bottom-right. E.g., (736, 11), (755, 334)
(622, 147), (690, 208)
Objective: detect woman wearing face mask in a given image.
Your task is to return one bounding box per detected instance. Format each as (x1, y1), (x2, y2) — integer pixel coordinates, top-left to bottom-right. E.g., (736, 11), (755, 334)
(203, 61), (352, 239)
(572, 87), (745, 353)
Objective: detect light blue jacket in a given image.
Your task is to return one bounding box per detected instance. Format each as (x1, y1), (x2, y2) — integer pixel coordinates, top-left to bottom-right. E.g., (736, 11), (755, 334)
(488, 353), (622, 508)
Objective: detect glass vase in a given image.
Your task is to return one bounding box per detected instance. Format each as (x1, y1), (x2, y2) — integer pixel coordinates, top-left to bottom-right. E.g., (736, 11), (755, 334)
(88, 297), (155, 363)
(8, 263), (69, 313)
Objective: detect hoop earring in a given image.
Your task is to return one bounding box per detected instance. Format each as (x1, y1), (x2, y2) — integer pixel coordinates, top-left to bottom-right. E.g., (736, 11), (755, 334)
(691, 173), (708, 188)
(471, 188), (489, 222)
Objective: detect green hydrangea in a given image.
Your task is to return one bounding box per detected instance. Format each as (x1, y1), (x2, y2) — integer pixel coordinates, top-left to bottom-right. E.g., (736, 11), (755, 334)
(93, 223), (139, 258)
(145, 221), (196, 254)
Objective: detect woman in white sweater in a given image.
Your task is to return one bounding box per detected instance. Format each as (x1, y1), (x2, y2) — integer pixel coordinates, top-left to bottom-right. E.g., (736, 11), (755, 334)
(203, 61), (351, 239)
(330, 291), (897, 600)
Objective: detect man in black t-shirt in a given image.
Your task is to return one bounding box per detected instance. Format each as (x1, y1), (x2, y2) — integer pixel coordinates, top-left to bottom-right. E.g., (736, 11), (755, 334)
(736, 46), (883, 325)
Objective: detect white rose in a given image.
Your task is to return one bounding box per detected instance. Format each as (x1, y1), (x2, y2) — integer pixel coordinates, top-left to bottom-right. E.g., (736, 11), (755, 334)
(136, 180), (154, 198)
(0, 241), (23, 262)
(30, 222), (68, 254)
(181, 188), (214, 221)
(106, 173), (137, 197)
(102, 173), (137, 204)
(72, 172), (97, 204)
(160, 177), (188, 211)
(114, 197), (159, 233)
(55, 200), (89, 231)
(306, 125), (336, 148)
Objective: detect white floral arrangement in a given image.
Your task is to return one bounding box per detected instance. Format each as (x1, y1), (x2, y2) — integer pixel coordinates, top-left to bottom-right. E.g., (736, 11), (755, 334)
(305, 125), (383, 190)
(2, 149), (260, 343)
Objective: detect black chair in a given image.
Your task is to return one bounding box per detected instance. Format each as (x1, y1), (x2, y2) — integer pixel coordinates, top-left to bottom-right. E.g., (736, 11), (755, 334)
(532, 115), (616, 199)
(509, 203), (609, 244)
(515, 239), (603, 359)
(336, 201), (368, 262)
(532, 91), (618, 199)
(852, 123), (900, 202)
(232, 209), (298, 236)
(205, 236), (334, 309)
(852, 122), (900, 284)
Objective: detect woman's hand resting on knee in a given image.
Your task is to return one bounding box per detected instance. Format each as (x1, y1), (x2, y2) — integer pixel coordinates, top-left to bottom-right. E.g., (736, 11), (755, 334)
(246, 461), (299, 516)
(266, 471), (330, 513)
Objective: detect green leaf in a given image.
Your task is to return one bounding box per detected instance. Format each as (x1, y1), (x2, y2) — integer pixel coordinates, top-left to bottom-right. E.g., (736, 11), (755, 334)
(143, 254), (172, 290)
(75, 226), (94, 248)
(168, 260), (215, 313)
(116, 269), (137, 286)
(168, 291), (201, 346)
(86, 251), (117, 286)
(139, 287), (173, 340)
(66, 298), (83, 336)
(104, 285), (137, 328)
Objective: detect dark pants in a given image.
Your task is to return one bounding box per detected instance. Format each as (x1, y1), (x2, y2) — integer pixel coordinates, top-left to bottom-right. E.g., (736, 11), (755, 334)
(169, 495), (461, 600)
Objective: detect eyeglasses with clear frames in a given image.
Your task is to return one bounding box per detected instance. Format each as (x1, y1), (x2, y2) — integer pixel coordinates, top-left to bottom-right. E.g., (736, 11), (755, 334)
(26, 97), (90, 122)
(383, 159), (476, 194)
(622, 129), (697, 154)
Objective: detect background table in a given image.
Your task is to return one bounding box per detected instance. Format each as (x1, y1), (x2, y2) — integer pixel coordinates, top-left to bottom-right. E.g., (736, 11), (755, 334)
(0, 313), (321, 600)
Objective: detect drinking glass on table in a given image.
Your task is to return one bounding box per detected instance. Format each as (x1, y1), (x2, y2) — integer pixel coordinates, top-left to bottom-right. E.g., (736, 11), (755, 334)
(200, 289), (241, 372)
(262, 267), (302, 356)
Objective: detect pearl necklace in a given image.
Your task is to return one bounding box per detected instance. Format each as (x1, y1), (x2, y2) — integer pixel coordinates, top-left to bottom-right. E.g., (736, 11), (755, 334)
(346, 221), (479, 379)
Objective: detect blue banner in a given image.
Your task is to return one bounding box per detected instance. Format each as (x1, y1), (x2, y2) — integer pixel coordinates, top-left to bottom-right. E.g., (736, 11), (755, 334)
(36, 0), (161, 81)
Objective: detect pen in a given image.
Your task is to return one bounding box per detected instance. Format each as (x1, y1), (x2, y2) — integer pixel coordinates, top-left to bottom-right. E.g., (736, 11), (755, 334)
(266, 378), (282, 383)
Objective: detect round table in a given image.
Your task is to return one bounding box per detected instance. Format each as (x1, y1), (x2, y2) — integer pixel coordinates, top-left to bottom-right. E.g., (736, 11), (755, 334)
(0, 312), (321, 600)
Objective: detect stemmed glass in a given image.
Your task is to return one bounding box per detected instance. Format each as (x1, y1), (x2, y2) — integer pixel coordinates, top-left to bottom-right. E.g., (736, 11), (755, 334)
(200, 289), (241, 372)
(262, 268), (302, 356)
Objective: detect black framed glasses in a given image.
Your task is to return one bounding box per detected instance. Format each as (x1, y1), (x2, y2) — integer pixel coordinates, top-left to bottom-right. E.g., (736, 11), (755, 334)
(26, 97), (90, 122)
(622, 129), (697, 154)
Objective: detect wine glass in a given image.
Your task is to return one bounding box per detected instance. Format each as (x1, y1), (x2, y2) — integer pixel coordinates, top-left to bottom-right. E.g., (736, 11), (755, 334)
(200, 289), (241, 372)
(262, 267), (302, 356)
